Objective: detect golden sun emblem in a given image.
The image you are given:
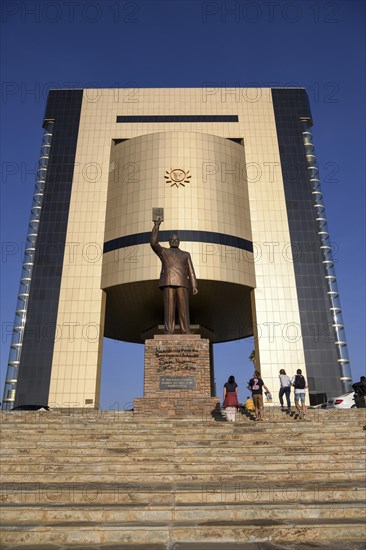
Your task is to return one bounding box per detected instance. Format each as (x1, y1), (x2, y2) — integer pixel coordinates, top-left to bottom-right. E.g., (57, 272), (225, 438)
(164, 168), (191, 187)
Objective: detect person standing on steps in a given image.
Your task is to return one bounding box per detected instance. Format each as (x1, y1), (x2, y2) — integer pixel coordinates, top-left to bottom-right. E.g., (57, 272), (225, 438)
(352, 376), (366, 397)
(245, 395), (255, 413)
(291, 369), (308, 419)
(278, 369), (292, 411)
(247, 370), (270, 422)
(223, 375), (240, 422)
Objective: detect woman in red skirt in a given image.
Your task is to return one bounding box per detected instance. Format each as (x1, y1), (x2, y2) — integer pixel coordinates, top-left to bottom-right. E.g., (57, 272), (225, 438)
(223, 375), (240, 422)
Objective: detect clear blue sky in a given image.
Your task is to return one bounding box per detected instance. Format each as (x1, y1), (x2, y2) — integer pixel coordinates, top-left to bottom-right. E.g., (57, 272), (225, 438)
(1, 0), (365, 408)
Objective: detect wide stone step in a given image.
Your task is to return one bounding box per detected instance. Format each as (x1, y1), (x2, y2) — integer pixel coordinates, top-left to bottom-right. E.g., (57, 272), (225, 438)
(1, 481), (365, 505)
(1, 411), (363, 423)
(7, 412), (366, 422)
(2, 468), (365, 484)
(2, 441), (365, 460)
(3, 438), (366, 451)
(2, 438), (364, 454)
(2, 445), (365, 463)
(2, 418), (362, 429)
(1, 518), (365, 546)
(2, 427), (365, 439)
(1, 413), (364, 429)
(1, 500), (365, 524)
(2, 425), (364, 438)
(2, 415), (363, 425)
(2, 429), (365, 444)
(1, 415), (364, 428)
(1, 456), (365, 475)
(2, 460), (365, 481)
(1, 441), (363, 459)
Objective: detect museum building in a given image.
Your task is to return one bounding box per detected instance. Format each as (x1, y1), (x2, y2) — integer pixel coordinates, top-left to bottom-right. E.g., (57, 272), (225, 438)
(2, 87), (351, 409)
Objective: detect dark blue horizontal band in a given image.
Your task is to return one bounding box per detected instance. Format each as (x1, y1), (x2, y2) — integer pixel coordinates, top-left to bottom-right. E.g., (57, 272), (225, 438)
(104, 231), (253, 254)
(116, 115), (238, 123)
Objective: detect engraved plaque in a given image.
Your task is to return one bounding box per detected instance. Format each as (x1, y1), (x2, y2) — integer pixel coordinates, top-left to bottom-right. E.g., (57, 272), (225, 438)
(159, 376), (196, 390)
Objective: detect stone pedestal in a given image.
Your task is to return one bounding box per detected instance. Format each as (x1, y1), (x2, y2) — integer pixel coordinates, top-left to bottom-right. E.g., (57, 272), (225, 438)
(134, 333), (219, 417)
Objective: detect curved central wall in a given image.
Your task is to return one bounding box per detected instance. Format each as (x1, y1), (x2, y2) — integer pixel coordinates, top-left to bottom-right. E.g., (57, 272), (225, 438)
(101, 131), (255, 342)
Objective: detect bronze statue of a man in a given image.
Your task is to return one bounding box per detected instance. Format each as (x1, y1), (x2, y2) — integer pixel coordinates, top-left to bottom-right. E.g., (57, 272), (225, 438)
(151, 219), (198, 334)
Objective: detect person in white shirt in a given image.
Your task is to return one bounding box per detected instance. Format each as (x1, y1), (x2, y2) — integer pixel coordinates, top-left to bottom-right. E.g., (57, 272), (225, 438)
(278, 369), (291, 410)
(291, 369), (308, 419)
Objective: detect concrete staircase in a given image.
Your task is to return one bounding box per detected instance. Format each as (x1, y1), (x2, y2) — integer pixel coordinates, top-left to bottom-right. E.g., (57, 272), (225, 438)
(1, 408), (365, 549)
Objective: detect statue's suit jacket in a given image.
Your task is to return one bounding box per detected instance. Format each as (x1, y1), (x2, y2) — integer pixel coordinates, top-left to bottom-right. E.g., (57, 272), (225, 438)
(151, 229), (197, 290)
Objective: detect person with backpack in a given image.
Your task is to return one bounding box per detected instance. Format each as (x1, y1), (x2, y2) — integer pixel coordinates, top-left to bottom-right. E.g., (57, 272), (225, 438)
(247, 370), (270, 422)
(291, 369), (308, 419)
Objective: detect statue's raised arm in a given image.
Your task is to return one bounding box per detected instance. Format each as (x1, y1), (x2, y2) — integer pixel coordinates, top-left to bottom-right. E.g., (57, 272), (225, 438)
(151, 219), (162, 254)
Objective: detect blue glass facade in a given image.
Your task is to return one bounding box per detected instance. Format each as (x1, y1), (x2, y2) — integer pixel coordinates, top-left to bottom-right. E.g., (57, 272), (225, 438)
(272, 88), (346, 401)
(12, 90), (83, 407)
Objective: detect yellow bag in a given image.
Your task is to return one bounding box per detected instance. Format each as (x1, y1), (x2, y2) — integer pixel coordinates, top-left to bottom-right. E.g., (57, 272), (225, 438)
(245, 397), (255, 411)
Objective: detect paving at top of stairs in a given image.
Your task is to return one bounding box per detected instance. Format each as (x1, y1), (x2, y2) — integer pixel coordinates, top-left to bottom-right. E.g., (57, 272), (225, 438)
(1, 542), (366, 550)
